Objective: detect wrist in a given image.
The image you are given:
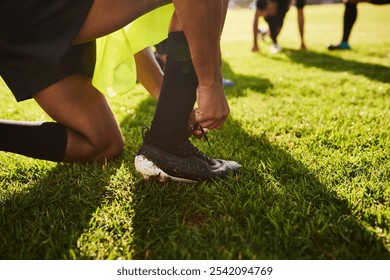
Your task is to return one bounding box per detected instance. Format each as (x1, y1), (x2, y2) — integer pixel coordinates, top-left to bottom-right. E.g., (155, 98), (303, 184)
(197, 82), (223, 93)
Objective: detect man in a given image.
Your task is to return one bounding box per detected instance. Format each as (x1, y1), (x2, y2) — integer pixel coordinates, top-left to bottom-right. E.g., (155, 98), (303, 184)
(252, 0), (306, 53)
(328, 0), (390, 50)
(252, 0), (270, 52)
(265, 0), (290, 53)
(0, 0), (241, 182)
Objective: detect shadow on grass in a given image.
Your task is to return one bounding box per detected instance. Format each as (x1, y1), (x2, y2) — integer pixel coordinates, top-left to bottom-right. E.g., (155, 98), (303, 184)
(222, 59), (273, 97)
(126, 98), (389, 259)
(284, 48), (390, 83)
(0, 161), (119, 259)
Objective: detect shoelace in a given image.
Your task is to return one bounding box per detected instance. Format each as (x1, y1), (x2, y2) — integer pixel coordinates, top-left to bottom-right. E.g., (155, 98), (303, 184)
(189, 122), (211, 148)
(182, 139), (214, 164)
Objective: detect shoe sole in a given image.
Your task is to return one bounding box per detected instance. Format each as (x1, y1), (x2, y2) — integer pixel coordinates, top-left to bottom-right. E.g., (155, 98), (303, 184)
(134, 155), (197, 183)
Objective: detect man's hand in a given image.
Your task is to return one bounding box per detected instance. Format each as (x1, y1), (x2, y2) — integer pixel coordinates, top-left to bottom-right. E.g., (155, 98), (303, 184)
(171, 0), (230, 130)
(194, 84), (229, 130)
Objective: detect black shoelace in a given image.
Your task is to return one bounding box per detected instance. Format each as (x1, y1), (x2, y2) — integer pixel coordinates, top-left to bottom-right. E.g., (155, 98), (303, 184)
(182, 139), (214, 164)
(189, 122), (211, 148)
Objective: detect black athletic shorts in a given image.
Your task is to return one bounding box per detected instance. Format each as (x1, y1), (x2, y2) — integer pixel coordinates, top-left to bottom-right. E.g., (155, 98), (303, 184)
(278, 0), (291, 15)
(256, 0), (268, 10)
(371, 0), (390, 4)
(0, 0), (94, 102)
(296, 0), (306, 9)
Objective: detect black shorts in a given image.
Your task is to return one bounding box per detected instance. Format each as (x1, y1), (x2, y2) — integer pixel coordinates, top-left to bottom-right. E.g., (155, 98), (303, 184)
(296, 0), (306, 9)
(371, 0), (390, 4)
(256, 0), (268, 11)
(278, 0), (291, 15)
(0, 0), (94, 102)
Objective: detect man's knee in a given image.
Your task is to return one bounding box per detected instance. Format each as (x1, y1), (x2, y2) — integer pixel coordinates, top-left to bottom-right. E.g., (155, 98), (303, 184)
(96, 130), (124, 161)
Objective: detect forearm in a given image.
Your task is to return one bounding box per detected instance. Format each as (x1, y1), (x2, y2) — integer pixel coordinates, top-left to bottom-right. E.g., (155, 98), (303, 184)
(168, 0), (230, 130)
(172, 0), (225, 88)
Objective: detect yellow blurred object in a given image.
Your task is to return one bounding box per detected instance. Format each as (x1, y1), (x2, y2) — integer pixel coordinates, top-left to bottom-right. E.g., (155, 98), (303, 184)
(93, 4), (173, 97)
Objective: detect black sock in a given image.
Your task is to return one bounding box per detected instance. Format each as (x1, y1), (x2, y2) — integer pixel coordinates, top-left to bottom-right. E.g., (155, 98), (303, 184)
(149, 31), (198, 150)
(0, 120), (68, 161)
(266, 15), (279, 44)
(342, 3), (357, 43)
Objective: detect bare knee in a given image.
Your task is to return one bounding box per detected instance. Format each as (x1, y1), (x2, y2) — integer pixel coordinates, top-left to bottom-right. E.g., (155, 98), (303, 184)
(90, 129), (125, 162)
(33, 74), (125, 163)
(103, 133), (125, 161)
(64, 125), (124, 163)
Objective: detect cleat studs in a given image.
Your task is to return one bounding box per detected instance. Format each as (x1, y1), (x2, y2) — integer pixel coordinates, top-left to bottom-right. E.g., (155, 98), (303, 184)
(158, 175), (170, 183)
(142, 174), (150, 181)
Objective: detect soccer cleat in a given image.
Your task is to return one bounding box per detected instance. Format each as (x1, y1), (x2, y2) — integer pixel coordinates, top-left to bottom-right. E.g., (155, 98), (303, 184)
(270, 43), (282, 54)
(327, 41), (351, 51)
(134, 129), (241, 183)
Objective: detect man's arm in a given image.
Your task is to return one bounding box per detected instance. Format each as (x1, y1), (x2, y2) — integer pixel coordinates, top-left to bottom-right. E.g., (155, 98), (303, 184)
(171, 0), (229, 130)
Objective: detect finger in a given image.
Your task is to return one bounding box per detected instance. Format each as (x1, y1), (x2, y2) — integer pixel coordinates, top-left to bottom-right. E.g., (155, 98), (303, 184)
(192, 130), (203, 139)
(194, 109), (228, 130)
(195, 115), (221, 130)
(189, 109), (196, 123)
(193, 127), (209, 137)
(212, 118), (226, 130)
(198, 119), (223, 131)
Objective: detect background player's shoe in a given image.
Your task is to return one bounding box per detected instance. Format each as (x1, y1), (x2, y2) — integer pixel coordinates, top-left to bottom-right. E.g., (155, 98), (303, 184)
(270, 43), (282, 54)
(223, 78), (235, 87)
(135, 130), (241, 183)
(328, 41), (351, 50)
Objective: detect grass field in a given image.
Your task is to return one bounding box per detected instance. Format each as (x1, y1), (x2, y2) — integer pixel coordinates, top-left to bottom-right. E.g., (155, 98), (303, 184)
(1, 4), (389, 260)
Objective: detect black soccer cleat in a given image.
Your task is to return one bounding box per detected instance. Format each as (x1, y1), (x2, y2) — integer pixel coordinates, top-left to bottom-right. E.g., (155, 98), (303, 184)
(328, 42), (351, 51)
(134, 130), (241, 183)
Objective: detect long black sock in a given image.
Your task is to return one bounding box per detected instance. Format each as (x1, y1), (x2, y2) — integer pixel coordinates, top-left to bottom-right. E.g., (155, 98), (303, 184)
(342, 3), (357, 43)
(149, 32), (198, 150)
(0, 120), (68, 161)
(266, 15), (279, 44)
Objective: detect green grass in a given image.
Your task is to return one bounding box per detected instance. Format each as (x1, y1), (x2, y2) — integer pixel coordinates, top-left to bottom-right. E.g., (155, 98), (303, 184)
(1, 4), (389, 259)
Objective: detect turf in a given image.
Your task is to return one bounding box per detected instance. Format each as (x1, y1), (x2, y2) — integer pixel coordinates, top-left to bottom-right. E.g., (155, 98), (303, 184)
(1, 4), (389, 259)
